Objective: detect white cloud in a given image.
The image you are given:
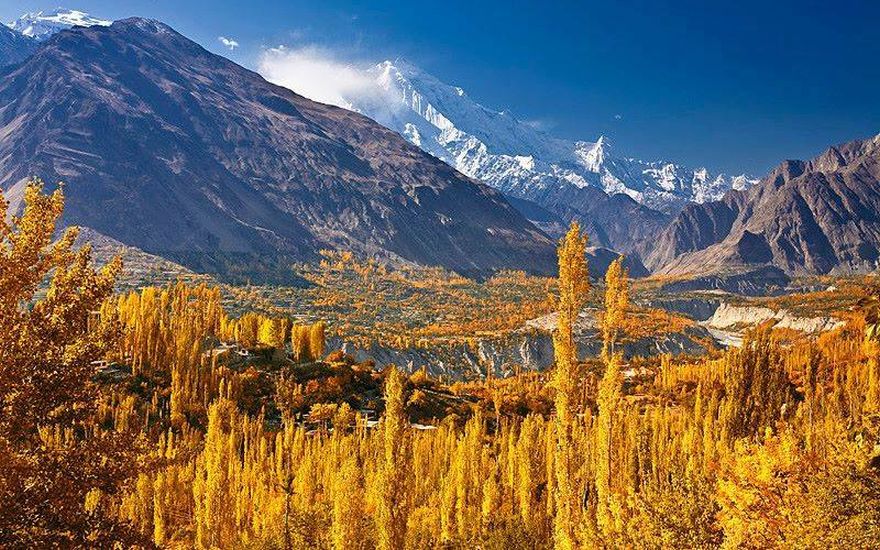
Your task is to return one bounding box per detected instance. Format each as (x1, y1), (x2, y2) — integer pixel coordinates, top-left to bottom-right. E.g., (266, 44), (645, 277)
(257, 45), (384, 110)
(218, 36), (239, 50)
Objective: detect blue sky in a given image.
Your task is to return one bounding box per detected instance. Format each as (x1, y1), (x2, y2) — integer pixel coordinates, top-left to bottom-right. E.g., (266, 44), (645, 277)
(3, 0), (879, 175)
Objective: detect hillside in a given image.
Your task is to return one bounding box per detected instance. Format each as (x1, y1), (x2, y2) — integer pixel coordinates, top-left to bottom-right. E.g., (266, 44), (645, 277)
(0, 18), (556, 281)
(0, 24), (36, 66)
(653, 135), (880, 276)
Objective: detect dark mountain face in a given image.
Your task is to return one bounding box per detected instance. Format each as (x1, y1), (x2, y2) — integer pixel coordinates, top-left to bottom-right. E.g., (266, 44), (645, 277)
(0, 18), (555, 281)
(644, 190), (747, 271)
(504, 182), (670, 261)
(0, 25), (36, 67)
(653, 135), (880, 276)
(584, 247), (649, 279)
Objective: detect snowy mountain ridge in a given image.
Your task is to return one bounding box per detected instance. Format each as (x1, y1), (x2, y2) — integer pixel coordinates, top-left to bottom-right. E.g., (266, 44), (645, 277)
(348, 59), (756, 212)
(8, 8), (110, 41)
(8, 10), (756, 213)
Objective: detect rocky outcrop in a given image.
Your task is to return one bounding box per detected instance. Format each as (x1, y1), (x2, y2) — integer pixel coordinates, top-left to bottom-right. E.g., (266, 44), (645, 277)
(705, 303), (845, 334)
(333, 306), (714, 380)
(658, 266), (791, 296)
(638, 296), (724, 322)
(334, 332), (555, 379)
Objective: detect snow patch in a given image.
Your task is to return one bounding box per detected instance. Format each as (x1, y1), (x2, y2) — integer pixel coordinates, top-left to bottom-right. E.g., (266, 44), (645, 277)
(9, 8), (110, 40)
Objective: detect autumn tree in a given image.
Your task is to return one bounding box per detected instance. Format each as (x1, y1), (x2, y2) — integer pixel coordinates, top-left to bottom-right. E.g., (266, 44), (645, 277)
(595, 353), (623, 537)
(552, 222), (590, 550)
(309, 320), (326, 361)
(331, 455), (365, 550)
(0, 180), (145, 546)
(594, 256), (629, 539)
(292, 323), (311, 362)
(377, 366), (411, 550)
(553, 222), (591, 425)
(602, 256), (629, 360)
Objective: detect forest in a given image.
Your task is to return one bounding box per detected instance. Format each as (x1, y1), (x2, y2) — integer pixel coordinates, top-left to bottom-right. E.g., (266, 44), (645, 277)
(2, 181), (880, 549)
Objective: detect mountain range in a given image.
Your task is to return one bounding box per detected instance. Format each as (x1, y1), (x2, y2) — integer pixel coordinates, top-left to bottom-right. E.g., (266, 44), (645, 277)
(262, 57), (759, 256)
(320, 60), (758, 214)
(651, 135), (880, 276)
(8, 8), (110, 40)
(0, 17), (556, 281)
(268, 54), (880, 279)
(2, 9), (879, 283)
(1, 8), (111, 68)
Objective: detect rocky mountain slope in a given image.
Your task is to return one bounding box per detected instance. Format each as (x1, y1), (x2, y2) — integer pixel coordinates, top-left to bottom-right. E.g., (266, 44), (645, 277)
(652, 135), (880, 276)
(334, 307), (711, 379)
(0, 24), (36, 67)
(645, 191), (749, 270)
(0, 18), (556, 281)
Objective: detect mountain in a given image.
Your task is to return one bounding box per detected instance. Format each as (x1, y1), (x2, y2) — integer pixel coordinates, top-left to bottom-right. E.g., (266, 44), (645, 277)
(519, 179), (672, 256)
(0, 24), (36, 66)
(652, 134), (880, 276)
(499, 196), (649, 277)
(8, 8), (110, 40)
(585, 247), (649, 279)
(0, 18), (556, 281)
(302, 59), (757, 214)
(503, 195), (570, 238)
(644, 191), (748, 271)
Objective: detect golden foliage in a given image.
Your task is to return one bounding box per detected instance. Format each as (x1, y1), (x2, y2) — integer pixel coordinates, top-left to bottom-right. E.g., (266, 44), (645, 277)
(3, 188), (880, 548)
(0, 181), (144, 546)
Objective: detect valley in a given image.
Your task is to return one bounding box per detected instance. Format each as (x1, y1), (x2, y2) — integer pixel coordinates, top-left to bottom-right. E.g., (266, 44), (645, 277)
(95, 239), (866, 382)
(1, 6), (879, 550)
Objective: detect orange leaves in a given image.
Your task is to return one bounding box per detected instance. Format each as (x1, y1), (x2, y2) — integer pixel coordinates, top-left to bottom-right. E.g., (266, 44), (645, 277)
(617, 308), (694, 341)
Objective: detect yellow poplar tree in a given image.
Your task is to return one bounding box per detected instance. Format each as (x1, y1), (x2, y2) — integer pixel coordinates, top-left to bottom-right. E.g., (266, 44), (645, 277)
(595, 256), (629, 536)
(595, 256), (628, 539)
(377, 366), (411, 550)
(552, 221), (590, 550)
(309, 320), (326, 361)
(331, 455), (364, 550)
(602, 256), (629, 360)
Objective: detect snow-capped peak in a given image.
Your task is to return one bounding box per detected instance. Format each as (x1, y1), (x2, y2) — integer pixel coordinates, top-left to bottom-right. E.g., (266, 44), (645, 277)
(263, 56), (755, 212)
(348, 60), (757, 211)
(9, 8), (110, 41)
(369, 59), (572, 161)
(578, 136), (614, 171)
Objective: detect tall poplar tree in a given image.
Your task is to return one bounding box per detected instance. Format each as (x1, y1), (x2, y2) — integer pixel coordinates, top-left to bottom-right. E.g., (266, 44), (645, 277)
(552, 222), (590, 550)
(596, 256), (628, 537)
(602, 256), (629, 360)
(377, 366), (411, 550)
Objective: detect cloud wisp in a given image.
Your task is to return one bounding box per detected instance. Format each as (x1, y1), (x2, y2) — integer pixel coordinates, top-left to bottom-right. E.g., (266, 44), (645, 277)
(218, 36), (239, 50)
(257, 45), (382, 110)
